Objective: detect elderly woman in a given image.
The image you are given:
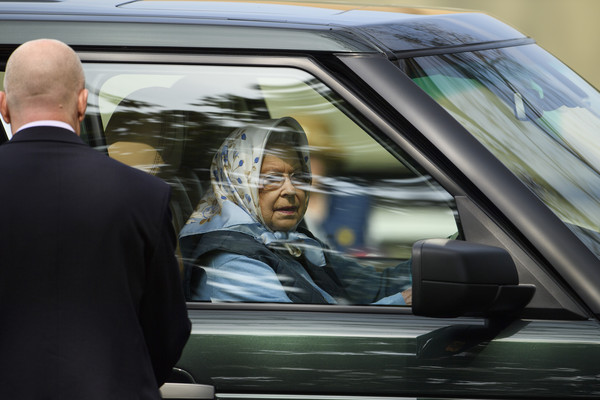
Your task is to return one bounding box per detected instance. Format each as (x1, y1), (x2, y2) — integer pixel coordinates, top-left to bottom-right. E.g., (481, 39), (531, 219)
(179, 117), (411, 305)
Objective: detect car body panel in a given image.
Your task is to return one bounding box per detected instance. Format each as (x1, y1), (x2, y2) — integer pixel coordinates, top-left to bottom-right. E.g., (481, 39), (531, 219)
(0, 1), (525, 54)
(182, 305), (600, 398)
(0, 20), (378, 52)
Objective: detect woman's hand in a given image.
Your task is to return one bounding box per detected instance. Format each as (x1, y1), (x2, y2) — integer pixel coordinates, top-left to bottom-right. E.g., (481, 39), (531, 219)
(401, 288), (412, 305)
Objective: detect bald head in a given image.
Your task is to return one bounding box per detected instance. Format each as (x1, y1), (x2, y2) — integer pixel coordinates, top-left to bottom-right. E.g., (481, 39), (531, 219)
(0, 39), (88, 134)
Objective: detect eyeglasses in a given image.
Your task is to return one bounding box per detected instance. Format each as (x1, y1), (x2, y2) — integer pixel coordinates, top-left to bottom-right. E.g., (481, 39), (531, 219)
(259, 171), (312, 191)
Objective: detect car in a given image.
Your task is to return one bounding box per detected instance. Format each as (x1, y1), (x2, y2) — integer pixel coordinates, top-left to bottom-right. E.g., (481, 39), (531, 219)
(2, 0), (600, 399)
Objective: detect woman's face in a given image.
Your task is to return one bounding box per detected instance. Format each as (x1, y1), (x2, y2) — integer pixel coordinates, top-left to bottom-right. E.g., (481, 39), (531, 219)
(258, 148), (308, 232)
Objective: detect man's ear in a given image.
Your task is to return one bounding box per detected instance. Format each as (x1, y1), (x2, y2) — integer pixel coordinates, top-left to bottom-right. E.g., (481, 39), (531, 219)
(77, 88), (88, 123)
(0, 91), (11, 124)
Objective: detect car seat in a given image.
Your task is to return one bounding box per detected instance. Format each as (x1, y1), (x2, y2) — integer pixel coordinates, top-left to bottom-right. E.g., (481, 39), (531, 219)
(103, 86), (202, 235)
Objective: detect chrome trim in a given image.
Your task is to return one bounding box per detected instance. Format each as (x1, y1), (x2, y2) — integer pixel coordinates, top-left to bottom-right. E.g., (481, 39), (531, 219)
(160, 383), (215, 399)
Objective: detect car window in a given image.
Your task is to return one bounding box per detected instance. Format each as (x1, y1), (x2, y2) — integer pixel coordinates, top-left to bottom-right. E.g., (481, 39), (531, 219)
(83, 63), (458, 305)
(402, 44), (600, 260)
(0, 71), (9, 139)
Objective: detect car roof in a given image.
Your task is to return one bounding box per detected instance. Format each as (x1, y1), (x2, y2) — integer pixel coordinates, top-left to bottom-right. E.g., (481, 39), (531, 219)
(0, 0), (528, 55)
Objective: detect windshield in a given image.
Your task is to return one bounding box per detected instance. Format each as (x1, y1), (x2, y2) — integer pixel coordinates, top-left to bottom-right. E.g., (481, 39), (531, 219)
(403, 44), (600, 257)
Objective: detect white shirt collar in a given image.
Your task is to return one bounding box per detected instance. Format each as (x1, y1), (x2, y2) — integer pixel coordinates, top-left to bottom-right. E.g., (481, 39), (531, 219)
(16, 120), (75, 134)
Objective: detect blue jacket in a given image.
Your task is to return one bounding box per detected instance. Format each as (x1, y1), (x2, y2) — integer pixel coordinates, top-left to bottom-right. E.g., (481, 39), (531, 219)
(182, 226), (411, 305)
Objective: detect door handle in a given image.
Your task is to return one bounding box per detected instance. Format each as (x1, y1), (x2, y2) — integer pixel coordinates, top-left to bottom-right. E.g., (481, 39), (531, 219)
(160, 383), (215, 399)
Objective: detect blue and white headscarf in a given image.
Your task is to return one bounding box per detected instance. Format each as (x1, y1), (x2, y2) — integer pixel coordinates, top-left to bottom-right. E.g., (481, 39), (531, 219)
(180, 117), (325, 265)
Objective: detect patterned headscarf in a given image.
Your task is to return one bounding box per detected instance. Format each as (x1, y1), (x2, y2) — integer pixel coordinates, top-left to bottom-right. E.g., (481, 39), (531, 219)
(181, 117), (311, 233)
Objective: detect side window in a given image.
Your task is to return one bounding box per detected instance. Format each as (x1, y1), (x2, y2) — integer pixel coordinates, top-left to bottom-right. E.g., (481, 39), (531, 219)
(0, 71), (9, 143)
(84, 63), (458, 306)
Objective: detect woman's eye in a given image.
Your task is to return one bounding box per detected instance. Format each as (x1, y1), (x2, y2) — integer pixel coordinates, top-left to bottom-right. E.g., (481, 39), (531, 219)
(291, 173), (312, 186)
(261, 174), (284, 187)
(260, 172), (312, 190)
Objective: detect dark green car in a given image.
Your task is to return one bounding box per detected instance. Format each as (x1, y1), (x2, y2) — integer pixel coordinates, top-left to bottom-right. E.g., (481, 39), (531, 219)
(1, 1), (600, 399)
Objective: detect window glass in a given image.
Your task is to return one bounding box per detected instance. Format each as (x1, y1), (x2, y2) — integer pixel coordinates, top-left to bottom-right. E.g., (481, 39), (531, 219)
(83, 63), (458, 305)
(0, 71), (10, 139)
(404, 44), (600, 257)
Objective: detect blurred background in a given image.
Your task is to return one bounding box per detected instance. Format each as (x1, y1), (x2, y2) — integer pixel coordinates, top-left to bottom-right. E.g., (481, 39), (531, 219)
(323, 0), (600, 89)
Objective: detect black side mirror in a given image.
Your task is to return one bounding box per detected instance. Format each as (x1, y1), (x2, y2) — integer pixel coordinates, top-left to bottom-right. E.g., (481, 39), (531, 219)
(411, 239), (535, 318)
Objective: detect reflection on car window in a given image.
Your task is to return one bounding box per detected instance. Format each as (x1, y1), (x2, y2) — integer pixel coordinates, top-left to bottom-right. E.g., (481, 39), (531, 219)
(406, 44), (600, 258)
(83, 63), (458, 305)
(0, 71), (10, 140)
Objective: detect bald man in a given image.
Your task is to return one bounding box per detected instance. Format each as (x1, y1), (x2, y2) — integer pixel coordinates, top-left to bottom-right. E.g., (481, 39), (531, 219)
(0, 39), (190, 399)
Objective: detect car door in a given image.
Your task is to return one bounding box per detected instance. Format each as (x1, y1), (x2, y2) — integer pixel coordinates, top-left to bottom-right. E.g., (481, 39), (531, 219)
(73, 51), (600, 400)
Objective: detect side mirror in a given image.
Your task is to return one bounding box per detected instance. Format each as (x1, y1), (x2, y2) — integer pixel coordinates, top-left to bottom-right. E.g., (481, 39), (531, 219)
(411, 239), (535, 318)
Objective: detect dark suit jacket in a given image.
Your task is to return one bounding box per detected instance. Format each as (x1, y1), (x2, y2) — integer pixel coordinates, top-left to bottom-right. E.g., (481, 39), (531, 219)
(0, 126), (191, 399)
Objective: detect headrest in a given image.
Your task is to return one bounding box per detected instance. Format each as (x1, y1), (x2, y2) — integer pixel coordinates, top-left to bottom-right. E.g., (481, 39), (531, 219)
(108, 141), (165, 175)
(104, 86), (186, 174)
